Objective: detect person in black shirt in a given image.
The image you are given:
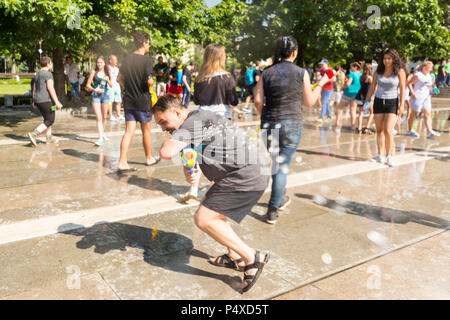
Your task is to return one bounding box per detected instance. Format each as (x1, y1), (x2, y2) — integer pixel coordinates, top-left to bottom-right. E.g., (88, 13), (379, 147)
(254, 36), (329, 224)
(153, 56), (168, 97)
(181, 62), (195, 107)
(116, 31), (158, 173)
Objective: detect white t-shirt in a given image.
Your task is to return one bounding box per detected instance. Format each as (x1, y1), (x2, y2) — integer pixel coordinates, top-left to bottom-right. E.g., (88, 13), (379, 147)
(64, 63), (80, 83)
(108, 65), (120, 88)
(413, 71), (432, 100)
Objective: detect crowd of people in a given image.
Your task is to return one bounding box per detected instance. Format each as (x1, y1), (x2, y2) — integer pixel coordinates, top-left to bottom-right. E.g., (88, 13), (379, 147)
(27, 30), (446, 294)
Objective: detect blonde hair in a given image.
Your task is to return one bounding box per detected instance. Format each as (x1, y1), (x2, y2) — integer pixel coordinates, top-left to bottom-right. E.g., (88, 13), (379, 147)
(419, 61), (433, 72)
(196, 43), (227, 83)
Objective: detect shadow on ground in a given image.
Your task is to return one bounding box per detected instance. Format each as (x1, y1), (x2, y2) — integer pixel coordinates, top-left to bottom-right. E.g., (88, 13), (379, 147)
(295, 193), (450, 230)
(58, 222), (242, 292)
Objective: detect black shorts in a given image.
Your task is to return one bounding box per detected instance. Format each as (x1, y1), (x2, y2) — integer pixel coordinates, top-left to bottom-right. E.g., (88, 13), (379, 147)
(36, 101), (55, 127)
(202, 185), (265, 224)
(373, 97), (398, 114)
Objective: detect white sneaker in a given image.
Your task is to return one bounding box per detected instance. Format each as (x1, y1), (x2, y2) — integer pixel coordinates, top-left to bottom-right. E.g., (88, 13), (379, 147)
(370, 155), (384, 163)
(406, 130), (420, 138)
(427, 131), (440, 138)
(102, 134), (110, 141)
(393, 129), (397, 136)
(385, 156), (394, 167)
(118, 115), (125, 121)
(95, 138), (104, 146)
(109, 116), (117, 121)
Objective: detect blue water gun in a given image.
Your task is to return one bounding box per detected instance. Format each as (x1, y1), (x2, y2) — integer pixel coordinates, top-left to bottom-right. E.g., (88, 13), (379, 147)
(176, 66), (183, 86)
(181, 147), (197, 174)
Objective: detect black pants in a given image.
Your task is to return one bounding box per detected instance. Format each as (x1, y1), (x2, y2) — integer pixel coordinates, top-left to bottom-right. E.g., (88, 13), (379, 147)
(36, 101), (55, 127)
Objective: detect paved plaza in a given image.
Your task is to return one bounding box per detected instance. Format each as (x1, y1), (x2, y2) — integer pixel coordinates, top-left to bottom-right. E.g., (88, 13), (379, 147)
(0, 94), (448, 300)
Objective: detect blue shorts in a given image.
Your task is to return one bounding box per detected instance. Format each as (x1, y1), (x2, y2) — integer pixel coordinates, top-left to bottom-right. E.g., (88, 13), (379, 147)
(125, 110), (152, 123)
(92, 91), (110, 104)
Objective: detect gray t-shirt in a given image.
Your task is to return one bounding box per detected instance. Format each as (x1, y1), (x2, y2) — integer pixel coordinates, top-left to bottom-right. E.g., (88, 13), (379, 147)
(172, 110), (270, 192)
(33, 70), (53, 104)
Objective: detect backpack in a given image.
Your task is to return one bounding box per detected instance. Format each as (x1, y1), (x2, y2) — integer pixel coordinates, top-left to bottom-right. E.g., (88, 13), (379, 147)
(245, 68), (255, 86)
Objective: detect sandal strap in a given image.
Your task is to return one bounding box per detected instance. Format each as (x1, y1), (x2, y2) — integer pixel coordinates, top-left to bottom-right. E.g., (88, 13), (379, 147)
(244, 261), (264, 271)
(215, 254), (232, 265)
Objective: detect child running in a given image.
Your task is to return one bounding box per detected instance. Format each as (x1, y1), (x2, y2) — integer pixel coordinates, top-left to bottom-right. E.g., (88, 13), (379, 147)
(28, 56), (63, 146)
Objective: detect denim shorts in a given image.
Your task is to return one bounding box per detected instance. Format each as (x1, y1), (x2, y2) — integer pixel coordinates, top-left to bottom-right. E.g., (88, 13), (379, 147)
(125, 109), (152, 123)
(91, 91), (110, 104)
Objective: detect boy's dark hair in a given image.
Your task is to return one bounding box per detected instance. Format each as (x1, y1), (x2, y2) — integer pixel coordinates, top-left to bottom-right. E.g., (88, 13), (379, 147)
(134, 31), (150, 49)
(151, 94), (182, 114)
(40, 56), (52, 67)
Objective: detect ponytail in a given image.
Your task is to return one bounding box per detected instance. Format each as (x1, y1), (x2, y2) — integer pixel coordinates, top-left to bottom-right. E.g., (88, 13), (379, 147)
(273, 36), (298, 65)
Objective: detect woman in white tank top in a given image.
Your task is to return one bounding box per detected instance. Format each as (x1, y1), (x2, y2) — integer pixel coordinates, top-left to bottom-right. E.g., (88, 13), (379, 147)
(406, 61), (440, 138)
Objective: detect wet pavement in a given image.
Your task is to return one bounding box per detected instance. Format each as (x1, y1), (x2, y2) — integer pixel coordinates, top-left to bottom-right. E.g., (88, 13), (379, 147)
(0, 94), (449, 300)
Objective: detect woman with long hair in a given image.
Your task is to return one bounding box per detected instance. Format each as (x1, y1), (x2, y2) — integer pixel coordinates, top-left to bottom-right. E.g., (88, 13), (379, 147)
(363, 49), (406, 167)
(178, 44), (242, 203)
(406, 61), (440, 138)
(194, 43), (241, 120)
(253, 36), (330, 224)
(86, 56), (113, 146)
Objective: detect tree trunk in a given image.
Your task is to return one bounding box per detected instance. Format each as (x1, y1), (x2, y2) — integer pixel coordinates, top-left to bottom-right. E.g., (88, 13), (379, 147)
(11, 53), (16, 76)
(52, 47), (67, 105)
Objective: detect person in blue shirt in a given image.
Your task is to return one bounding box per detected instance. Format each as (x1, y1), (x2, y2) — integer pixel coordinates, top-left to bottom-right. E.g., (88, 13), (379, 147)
(334, 62), (362, 134)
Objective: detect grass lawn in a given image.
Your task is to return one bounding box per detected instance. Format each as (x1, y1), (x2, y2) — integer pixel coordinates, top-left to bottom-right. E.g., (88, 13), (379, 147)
(0, 79), (31, 97)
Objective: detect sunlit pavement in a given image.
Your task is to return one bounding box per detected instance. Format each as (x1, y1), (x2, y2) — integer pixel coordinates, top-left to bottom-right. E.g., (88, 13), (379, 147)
(0, 94), (448, 300)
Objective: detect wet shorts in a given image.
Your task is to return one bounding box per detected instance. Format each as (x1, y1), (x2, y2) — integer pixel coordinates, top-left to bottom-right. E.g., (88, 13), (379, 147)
(373, 97), (398, 114)
(91, 91), (110, 104)
(124, 109), (152, 123)
(202, 185), (265, 224)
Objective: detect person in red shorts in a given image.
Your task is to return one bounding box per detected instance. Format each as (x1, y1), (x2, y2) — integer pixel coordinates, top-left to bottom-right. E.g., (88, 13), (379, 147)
(168, 60), (184, 101)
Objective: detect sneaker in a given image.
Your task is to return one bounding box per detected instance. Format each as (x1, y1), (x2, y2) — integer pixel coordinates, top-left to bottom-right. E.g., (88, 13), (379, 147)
(326, 117), (332, 123)
(118, 115), (125, 121)
(393, 129), (397, 136)
(370, 155), (384, 163)
(406, 130), (420, 138)
(102, 134), (110, 141)
(385, 156), (394, 167)
(317, 118), (324, 124)
(265, 206), (279, 224)
(335, 127), (341, 136)
(109, 116), (117, 121)
(427, 131), (440, 138)
(279, 195), (291, 211)
(27, 131), (38, 147)
(94, 138), (104, 146)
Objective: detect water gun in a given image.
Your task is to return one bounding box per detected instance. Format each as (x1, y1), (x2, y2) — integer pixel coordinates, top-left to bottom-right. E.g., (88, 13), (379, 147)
(431, 86), (440, 95)
(148, 85), (158, 107)
(363, 99), (372, 112)
(181, 147), (197, 174)
(176, 66), (183, 86)
(311, 82), (320, 89)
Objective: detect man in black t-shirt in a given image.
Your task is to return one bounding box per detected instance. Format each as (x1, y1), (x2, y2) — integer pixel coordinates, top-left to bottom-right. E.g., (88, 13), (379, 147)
(116, 31), (158, 173)
(153, 56), (168, 97)
(181, 62), (195, 107)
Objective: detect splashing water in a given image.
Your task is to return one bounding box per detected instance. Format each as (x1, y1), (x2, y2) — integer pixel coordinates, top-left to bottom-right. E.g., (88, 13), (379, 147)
(367, 231), (390, 248)
(279, 164), (290, 174)
(276, 154), (286, 163)
(321, 253), (333, 264)
(313, 194), (328, 205)
(295, 156), (303, 164)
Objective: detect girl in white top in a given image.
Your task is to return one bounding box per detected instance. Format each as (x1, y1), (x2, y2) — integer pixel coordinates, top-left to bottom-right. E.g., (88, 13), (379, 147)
(407, 61), (440, 138)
